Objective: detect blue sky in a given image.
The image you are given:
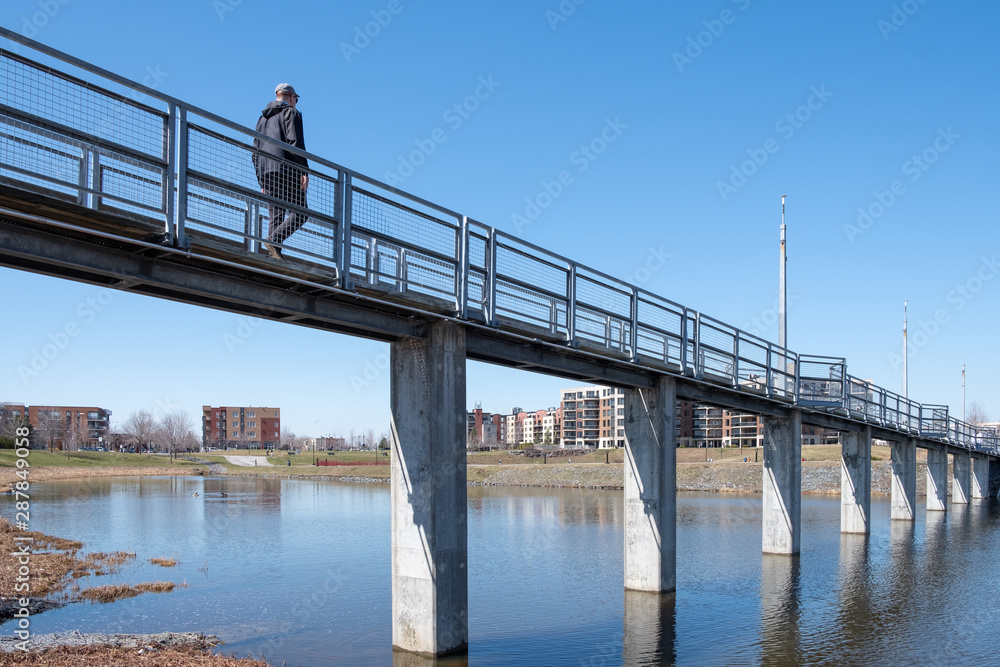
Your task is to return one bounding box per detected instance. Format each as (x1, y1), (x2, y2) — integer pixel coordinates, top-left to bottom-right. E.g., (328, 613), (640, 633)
(1, 0), (997, 437)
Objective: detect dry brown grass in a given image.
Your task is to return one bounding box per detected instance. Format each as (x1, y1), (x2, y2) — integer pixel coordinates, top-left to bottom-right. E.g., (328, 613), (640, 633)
(149, 557), (177, 567)
(0, 645), (270, 666)
(79, 581), (182, 603)
(0, 518), (147, 606)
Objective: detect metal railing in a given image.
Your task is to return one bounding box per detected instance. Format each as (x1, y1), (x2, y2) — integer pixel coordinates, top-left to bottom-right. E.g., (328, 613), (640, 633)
(0, 29), (994, 455)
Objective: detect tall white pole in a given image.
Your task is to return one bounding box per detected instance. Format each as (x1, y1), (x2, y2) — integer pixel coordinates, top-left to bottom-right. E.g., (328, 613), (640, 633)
(902, 301), (908, 398)
(962, 364), (966, 422)
(779, 195), (787, 350)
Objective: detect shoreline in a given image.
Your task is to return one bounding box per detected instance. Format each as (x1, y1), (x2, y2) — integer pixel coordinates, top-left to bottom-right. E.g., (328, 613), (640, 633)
(4, 459), (958, 497)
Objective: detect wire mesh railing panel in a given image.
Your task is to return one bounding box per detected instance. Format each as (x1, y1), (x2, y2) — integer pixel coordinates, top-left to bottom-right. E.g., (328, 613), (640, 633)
(494, 278), (567, 335)
(352, 187), (457, 260)
(635, 296), (685, 368)
(574, 307), (631, 353)
(698, 317), (737, 384)
(1, 50), (166, 159)
(188, 125), (339, 223)
(735, 337), (770, 394)
(919, 404), (949, 438)
(976, 427), (998, 454)
(798, 355), (846, 407)
(95, 149), (165, 218)
(0, 114), (84, 199)
(574, 269), (631, 319)
(348, 232), (457, 302)
(495, 238), (567, 300)
(186, 177), (257, 244)
(949, 418), (976, 449)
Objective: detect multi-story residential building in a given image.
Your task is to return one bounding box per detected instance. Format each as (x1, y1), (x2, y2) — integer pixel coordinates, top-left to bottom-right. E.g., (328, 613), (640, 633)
(723, 412), (762, 448)
(677, 401), (724, 448)
(599, 387), (626, 449)
(504, 408), (526, 447)
(560, 386), (602, 448)
(25, 405), (111, 450)
(303, 436), (346, 451)
(202, 405), (280, 449)
(467, 408), (501, 449)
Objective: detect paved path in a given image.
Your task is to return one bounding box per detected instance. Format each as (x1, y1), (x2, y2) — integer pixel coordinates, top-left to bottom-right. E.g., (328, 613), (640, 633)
(224, 455), (274, 467)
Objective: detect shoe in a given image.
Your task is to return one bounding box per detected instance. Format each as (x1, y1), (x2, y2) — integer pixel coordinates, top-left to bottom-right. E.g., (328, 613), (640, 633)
(262, 241), (283, 260)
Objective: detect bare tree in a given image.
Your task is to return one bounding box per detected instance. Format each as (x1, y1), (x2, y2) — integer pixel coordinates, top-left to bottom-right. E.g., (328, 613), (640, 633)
(157, 411), (198, 461)
(65, 413), (89, 452)
(0, 405), (29, 443)
(967, 401), (991, 425)
(122, 409), (157, 454)
(280, 426), (296, 451)
(34, 409), (63, 451)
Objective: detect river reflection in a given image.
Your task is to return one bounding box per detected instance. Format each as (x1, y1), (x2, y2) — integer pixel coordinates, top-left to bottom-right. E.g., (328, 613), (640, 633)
(3, 478), (998, 666)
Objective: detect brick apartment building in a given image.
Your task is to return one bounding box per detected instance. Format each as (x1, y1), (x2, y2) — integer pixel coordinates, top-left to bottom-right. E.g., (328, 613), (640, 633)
(202, 405), (280, 449)
(15, 404), (112, 450)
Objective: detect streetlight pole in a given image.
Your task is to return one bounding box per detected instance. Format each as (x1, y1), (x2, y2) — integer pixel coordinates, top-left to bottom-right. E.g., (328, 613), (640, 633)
(779, 195), (787, 350)
(962, 364), (966, 422)
(902, 300), (908, 398)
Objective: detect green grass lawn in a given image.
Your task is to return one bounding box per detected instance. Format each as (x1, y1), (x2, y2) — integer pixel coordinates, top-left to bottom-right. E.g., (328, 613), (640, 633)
(0, 450), (203, 469)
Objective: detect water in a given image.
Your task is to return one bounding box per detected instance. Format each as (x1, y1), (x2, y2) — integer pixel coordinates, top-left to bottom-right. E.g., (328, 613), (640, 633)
(4, 476), (999, 666)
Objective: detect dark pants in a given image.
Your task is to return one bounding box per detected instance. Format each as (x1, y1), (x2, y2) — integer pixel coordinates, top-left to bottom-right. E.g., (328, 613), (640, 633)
(262, 168), (308, 244)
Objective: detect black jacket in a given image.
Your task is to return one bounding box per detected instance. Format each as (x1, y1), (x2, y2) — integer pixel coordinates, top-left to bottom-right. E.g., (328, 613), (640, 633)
(253, 101), (307, 182)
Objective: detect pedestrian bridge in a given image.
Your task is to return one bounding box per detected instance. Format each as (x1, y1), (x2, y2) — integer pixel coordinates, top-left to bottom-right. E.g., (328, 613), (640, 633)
(1, 29), (998, 657)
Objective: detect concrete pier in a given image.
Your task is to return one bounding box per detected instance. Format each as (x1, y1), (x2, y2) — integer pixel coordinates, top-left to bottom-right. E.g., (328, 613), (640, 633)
(840, 427), (871, 534)
(762, 411), (802, 555)
(890, 439), (917, 521)
(926, 448), (948, 512)
(390, 321), (468, 656)
(971, 457), (989, 499)
(623, 377), (677, 592)
(952, 451), (972, 505)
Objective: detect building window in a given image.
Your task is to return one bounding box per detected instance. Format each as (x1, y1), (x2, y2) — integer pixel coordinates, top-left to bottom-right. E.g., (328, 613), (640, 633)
(248, 422), (256, 428)
(248, 411), (256, 418)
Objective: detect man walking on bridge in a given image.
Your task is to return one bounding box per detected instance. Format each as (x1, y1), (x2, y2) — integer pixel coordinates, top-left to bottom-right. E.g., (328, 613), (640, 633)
(253, 83), (309, 260)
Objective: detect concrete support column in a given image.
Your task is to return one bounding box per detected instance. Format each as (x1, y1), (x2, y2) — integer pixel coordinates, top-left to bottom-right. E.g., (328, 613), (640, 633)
(762, 410), (802, 555)
(971, 457), (989, 500)
(624, 376), (677, 592)
(952, 451), (972, 505)
(890, 439), (917, 521)
(991, 460), (1000, 499)
(390, 321), (468, 656)
(926, 448), (948, 512)
(840, 427), (871, 534)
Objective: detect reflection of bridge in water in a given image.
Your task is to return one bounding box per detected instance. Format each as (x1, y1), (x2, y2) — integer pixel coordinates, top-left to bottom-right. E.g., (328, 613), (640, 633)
(1, 28), (998, 657)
